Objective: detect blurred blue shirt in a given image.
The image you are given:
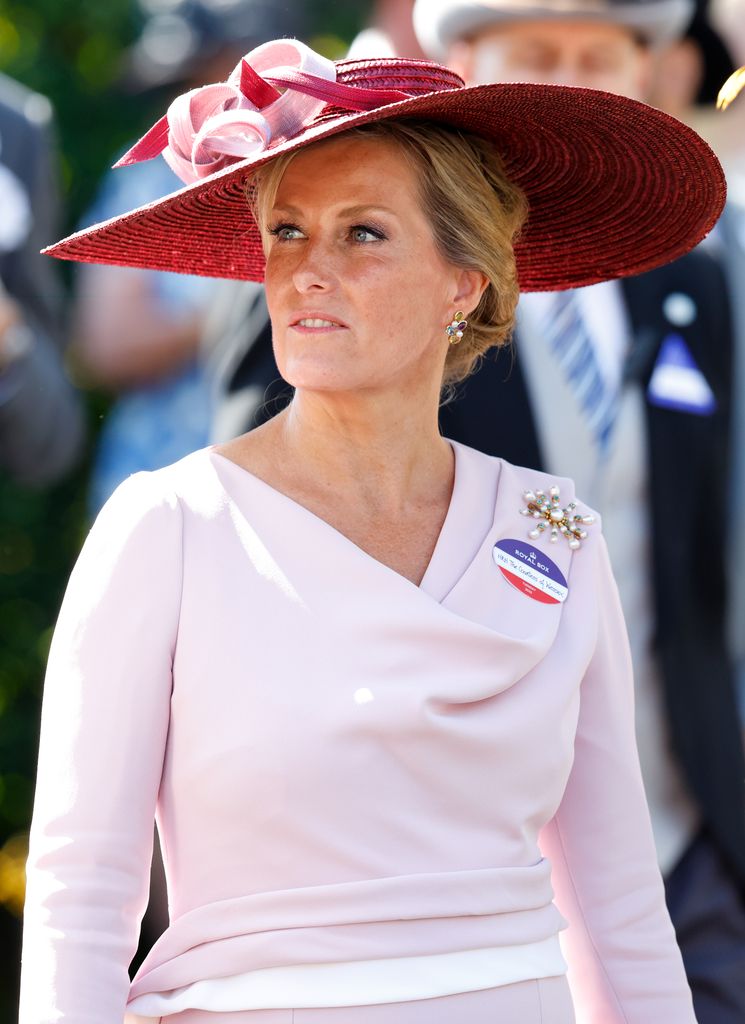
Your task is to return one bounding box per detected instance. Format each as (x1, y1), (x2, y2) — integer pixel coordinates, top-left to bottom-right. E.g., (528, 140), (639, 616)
(83, 156), (215, 514)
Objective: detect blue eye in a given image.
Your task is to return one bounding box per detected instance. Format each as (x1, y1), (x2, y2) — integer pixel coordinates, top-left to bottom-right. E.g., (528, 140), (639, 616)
(350, 225), (386, 243)
(269, 223), (304, 241)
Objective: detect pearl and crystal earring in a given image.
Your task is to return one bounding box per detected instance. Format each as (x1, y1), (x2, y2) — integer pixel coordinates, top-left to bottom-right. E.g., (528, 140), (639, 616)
(445, 311), (467, 344)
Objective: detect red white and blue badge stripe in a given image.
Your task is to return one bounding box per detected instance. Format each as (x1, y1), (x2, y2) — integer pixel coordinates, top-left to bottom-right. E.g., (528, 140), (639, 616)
(493, 539), (569, 605)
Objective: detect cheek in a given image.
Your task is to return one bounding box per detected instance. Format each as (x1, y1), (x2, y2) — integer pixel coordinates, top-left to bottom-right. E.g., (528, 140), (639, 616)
(345, 257), (436, 338)
(364, 269), (442, 346)
(263, 251), (292, 304)
(591, 50), (647, 97)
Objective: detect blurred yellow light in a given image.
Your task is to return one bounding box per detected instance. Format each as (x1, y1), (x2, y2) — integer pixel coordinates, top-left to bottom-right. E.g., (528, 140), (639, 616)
(0, 834), (28, 917)
(717, 66), (745, 111)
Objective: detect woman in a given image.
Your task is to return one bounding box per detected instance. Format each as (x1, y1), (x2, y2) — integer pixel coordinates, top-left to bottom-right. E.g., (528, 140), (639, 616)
(20, 37), (723, 1024)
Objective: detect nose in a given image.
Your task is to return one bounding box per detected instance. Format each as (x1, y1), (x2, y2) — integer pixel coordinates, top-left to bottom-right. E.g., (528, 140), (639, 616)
(292, 238), (336, 294)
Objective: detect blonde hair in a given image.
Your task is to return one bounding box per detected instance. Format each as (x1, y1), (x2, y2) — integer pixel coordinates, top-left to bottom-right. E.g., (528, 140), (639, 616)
(250, 119), (528, 388)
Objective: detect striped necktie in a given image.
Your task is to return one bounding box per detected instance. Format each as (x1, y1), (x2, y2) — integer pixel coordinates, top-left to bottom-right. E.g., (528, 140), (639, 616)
(543, 290), (617, 451)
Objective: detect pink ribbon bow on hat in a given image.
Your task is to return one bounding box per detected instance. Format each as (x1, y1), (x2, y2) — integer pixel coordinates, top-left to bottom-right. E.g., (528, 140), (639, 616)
(116, 39), (410, 185)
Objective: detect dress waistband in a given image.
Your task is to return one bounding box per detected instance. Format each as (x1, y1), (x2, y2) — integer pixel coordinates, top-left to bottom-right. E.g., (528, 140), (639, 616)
(127, 862), (565, 1014)
(125, 934), (568, 1019)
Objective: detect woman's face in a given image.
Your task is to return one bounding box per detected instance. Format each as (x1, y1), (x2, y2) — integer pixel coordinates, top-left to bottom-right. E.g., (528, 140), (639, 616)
(262, 134), (480, 399)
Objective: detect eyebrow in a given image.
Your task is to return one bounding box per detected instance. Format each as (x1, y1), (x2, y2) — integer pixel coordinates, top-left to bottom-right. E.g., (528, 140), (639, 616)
(271, 203), (399, 218)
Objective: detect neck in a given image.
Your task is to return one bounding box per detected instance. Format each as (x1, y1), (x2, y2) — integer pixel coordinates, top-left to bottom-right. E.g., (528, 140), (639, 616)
(273, 383), (452, 511)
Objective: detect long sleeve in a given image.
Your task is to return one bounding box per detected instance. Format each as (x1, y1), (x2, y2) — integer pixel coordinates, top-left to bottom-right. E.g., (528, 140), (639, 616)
(19, 472), (183, 1023)
(539, 534), (696, 1023)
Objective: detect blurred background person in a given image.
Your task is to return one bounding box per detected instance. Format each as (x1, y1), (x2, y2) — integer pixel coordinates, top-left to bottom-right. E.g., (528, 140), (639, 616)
(347, 0), (426, 58)
(648, 0), (745, 735)
(684, 0), (745, 189)
(411, 1), (745, 1021)
(0, 71), (84, 486)
(648, 0), (736, 119)
(72, 0), (304, 514)
(710, 0), (745, 734)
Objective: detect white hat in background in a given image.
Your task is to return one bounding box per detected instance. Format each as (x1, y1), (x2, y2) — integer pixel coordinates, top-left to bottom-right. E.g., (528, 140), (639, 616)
(414, 0), (695, 60)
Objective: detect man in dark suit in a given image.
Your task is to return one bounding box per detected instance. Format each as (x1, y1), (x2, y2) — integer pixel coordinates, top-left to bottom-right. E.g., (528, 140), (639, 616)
(719, 196), (745, 728)
(0, 73), (84, 486)
(411, 1), (744, 1021)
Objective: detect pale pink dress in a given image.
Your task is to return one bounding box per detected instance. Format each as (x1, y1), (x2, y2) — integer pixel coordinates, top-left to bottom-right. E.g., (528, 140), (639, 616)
(19, 441), (696, 1023)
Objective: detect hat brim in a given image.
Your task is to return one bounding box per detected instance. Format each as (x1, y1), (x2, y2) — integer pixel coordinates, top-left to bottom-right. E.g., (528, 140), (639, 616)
(44, 82), (725, 293)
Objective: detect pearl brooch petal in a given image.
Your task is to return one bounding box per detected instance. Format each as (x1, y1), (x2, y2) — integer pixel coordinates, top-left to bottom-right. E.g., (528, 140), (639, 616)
(519, 485), (596, 550)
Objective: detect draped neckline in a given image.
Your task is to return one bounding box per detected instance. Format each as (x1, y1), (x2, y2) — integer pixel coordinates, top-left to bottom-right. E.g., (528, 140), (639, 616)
(206, 439), (502, 604)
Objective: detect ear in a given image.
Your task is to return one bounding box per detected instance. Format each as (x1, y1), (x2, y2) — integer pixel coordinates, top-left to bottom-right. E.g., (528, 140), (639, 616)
(452, 267), (489, 316)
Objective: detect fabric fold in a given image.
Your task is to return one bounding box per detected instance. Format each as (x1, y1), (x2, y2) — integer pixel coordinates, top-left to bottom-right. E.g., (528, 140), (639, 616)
(128, 862), (563, 1004)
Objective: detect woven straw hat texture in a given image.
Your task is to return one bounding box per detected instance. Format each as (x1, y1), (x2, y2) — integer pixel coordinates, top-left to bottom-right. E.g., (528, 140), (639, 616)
(44, 54), (725, 292)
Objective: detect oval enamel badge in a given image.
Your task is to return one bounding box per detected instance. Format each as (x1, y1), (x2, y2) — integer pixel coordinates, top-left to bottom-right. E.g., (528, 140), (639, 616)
(493, 539), (569, 605)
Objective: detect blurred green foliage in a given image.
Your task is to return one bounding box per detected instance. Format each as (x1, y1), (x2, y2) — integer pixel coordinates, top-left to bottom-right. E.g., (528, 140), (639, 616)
(0, 0), (142, 229)
(0, 0), (369, 1013)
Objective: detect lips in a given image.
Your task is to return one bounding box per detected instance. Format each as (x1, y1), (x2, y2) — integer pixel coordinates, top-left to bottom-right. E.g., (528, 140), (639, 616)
(289, 312), (348, 329)
(296, 318), (341, 328)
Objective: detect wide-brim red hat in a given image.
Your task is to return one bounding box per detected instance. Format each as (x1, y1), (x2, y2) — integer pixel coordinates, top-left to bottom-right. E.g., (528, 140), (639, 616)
(44, 38), (725, 292)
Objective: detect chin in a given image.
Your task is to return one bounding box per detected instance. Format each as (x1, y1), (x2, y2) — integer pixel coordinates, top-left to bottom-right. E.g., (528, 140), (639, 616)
(289, 377), (379, 397)
(280, 355), (375, 393)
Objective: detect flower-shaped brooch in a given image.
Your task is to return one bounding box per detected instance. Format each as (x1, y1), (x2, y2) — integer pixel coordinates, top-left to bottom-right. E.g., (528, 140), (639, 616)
(520, 485), (596, 550)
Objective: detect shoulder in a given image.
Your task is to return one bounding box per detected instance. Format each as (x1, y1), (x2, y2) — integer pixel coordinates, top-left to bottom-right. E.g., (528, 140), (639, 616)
(623, 247), (728, 309)
(58, 456), (205, 636)
(495, 454), (600, 529)
(90, 448), (224, 542)
(497, 457), (575, 502)
(655, 245), (725, 285)
(451, 442), (601, 551)
(86, 466), (182, 565)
